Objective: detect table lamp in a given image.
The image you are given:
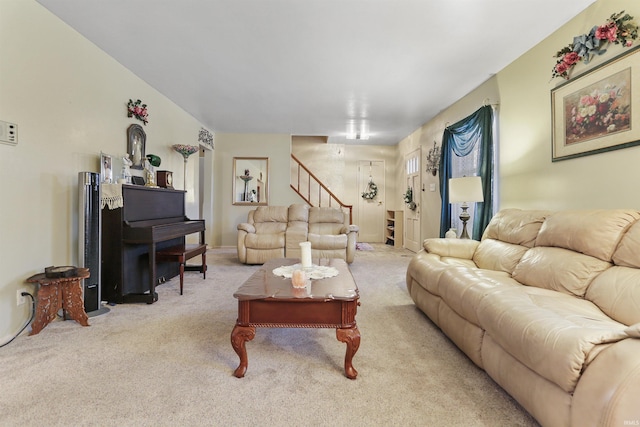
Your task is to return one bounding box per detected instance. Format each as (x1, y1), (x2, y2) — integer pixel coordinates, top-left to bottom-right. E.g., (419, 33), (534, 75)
(448, 176), (484, 239)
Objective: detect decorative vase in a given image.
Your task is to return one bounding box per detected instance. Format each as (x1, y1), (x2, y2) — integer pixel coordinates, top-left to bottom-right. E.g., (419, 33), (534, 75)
(171, 144), (199, 190)
(445, 228), (457, 239)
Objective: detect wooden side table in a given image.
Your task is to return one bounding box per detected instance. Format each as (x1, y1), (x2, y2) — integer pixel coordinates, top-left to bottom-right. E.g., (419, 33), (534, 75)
(26, 268), (91, 335)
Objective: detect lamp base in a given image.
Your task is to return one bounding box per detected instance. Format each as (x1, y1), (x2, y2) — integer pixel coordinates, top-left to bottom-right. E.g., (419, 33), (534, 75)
(459, 205), (471, 239)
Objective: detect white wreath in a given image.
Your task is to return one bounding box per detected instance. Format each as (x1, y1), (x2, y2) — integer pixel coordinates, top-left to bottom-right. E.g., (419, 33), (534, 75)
(361, 180), (378, 200)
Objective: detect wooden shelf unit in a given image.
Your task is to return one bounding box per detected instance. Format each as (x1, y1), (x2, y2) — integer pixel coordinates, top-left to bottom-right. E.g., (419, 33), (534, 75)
(385, 210), (403, 248)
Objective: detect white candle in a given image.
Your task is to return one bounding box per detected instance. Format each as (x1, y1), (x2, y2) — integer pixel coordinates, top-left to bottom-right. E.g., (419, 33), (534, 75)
(300, 241), (312, 268)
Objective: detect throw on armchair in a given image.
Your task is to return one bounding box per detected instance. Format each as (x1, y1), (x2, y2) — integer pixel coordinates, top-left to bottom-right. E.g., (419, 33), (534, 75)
(307, 207), (359, 264)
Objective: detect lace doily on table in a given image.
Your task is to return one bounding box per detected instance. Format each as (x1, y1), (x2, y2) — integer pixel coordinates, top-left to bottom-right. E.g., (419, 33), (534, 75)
(272, 264), (339, 280)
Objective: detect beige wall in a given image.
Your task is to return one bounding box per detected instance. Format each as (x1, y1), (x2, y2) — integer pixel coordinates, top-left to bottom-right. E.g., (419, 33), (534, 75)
(0, 1), (205, 339)
(213, 133), (301, 247)
(292, 137), (398, 232)
(396, 0), (640, 240)
(498, 0), (640, 211)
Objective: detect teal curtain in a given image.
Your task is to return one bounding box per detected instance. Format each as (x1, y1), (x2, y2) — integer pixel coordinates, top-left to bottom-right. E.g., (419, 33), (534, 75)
(438, 105), (493, 240)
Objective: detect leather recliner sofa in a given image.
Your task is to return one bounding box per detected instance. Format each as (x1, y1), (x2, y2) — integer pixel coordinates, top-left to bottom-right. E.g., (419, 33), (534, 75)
(406, 209), (640, 427)
(237, 204), (359, 264)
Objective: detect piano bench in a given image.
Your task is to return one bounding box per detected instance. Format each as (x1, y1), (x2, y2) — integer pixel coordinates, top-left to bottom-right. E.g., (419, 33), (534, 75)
(156, 243), (207, 295)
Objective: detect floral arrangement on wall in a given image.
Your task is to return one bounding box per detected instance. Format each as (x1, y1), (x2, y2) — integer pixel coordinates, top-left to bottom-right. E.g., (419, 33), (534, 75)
(552, 11), (638, 80)
(127, 99), (149, 125)
(198, 127), (214, 148)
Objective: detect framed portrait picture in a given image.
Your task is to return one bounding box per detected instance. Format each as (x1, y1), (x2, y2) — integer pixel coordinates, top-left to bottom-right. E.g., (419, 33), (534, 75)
(551, 45), (640, 161)
(127, 124), (146, 169)
(100, 152), (113, 183)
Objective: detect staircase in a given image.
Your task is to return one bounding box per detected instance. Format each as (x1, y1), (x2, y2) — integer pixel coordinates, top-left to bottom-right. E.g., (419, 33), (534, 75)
(290, 153), (353, 224)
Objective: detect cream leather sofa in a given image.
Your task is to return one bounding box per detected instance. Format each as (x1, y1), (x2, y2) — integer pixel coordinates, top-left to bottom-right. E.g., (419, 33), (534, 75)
(237, 204), (359, 264)
(406, 209), (640, 427)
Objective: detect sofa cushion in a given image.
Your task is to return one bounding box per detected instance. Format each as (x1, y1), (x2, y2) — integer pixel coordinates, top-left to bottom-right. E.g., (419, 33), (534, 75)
(439, 268), (515, 326)
(245, 232), (285, 249)
(586, 266), (640, 326)
(473, 239), (528, 274)
(535, 209), (640, 262)
(288, 203), (309, 223)
(254, 222), (287, 234)
(512, 247), (610, 297)
(477, 286), (629, 394)
(308, 233), (347, 250)
(308, 207), (346, 235)
(407, 253), (475, 296)
(309, 206), (345, 224)
(253, 206), (289, 224)
(481, 209), (552, 248)
(612, 218), (640, 268)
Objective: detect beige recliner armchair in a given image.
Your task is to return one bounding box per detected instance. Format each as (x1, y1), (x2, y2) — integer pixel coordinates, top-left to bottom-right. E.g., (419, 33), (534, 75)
(307, 206), (359, 263)
(237, 206), (288, 265)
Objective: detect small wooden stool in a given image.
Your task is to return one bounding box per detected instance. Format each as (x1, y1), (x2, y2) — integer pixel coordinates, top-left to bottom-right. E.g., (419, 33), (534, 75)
(156, 244), (207, 295)
(26, 268), (90, 335)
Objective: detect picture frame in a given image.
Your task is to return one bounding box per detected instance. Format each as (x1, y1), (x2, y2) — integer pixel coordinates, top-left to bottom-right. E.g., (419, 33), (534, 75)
(232, 157), (269, 206)
(127, 124), (146, 169)
(131, 176), (145, 186)
(100, 152), (113, 183)
(551, 45), (640, 161)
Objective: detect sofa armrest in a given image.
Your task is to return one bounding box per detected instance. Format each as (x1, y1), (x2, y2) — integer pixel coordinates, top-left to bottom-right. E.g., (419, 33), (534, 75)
(237, 223), (256, 234)
(572, 338), (640, 426)
(341, 225), (359, 234)
(423, 238), (479, 260)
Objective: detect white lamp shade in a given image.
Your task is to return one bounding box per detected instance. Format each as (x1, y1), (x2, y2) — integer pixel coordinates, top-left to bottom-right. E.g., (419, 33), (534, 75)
(449, 176), (484, 203)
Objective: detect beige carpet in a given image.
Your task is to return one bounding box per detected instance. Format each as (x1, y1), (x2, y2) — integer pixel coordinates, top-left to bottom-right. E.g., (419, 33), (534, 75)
(0, 245), (539, 426)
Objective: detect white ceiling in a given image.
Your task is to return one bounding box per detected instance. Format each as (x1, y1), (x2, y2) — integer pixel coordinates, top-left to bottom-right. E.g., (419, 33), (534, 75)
(37, 0), (595, 145)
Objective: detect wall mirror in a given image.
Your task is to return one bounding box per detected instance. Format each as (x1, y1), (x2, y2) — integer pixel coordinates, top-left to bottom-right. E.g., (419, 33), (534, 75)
(233, 157), (269, 205)
(127, 124), (146, 169)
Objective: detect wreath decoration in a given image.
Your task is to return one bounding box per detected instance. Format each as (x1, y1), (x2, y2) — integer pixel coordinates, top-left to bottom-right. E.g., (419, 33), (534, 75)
(361, 179), (378, 200)
(404, 187), (417, 210)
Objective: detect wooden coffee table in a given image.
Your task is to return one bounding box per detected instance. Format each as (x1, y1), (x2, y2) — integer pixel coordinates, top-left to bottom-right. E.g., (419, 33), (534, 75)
(231, 258), (360, 379)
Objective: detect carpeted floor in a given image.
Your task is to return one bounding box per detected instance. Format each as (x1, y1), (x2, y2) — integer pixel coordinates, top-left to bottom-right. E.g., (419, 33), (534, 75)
(0, 245), (539, 426)
(355, 242), (374, 251)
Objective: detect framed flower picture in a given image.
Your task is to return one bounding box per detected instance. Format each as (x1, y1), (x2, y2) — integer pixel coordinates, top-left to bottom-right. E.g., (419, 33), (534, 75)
(551, 45), (640, 161)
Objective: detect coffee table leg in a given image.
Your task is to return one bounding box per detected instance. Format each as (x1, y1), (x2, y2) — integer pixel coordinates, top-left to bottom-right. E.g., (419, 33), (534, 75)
(231, 325), (255, 378)
(337, 326), (360, 379)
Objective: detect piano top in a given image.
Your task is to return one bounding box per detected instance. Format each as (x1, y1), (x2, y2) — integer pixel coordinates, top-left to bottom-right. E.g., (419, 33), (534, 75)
(117, 186), (204, 244)
(123, 217), (205, 244)
(122, 185), (186, 222)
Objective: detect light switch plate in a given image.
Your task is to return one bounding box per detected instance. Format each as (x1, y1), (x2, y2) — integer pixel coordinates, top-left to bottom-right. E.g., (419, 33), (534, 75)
(0, 120), (18, 145)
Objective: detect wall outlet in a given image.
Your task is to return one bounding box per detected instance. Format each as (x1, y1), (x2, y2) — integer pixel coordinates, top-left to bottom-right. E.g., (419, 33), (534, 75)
(16, 288), (27, 306)
(0, 120), (18, 146)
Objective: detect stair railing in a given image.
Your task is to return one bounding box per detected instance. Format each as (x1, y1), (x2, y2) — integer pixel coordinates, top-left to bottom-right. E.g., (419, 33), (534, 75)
(290, 153), (353, 224)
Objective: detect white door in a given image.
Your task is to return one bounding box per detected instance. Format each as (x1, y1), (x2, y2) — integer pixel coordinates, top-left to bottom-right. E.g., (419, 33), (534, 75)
(404, 150), (421, 252)
(357, 160), (385, 242)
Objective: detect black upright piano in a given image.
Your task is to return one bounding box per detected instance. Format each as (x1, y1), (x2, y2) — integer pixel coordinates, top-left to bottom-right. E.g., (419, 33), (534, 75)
(101, 185), (205, 304)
